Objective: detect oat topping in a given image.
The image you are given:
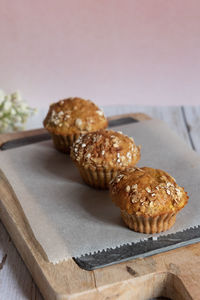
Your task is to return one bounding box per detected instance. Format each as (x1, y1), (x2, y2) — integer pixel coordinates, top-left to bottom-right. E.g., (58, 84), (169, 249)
(149, 201), (154, 207)
(131, 197), (138, 204)
(121, 155), (125, 161)
(115, 174), (124, 183)
(175, 188), (182, 197)
(132, 184), (138, 191)
(49, 110), (63, 125)
(135, 167), (144, 172)
(113, 143), (119, 148)
(109, 167), (188, 216)
(86, 153), (91, 159)
(166, 189), (171, 195)
(160, 175), (167, 181)
(145, 187), (151, 193)
(126, 152), (131, 159)
(43, 97), (108, 134)
(71, 129), (140, 169)
(96, 110), (104, 116)
(75, 118), (82, 129)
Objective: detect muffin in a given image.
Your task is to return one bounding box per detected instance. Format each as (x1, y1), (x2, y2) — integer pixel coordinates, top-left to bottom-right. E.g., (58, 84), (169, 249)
(43, 97), (108, 153)
(70, 129), (141, 189)
(109, 167), (188, 233)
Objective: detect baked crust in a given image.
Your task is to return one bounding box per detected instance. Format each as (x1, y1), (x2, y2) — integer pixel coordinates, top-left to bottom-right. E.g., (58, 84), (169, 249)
(43, 97), (108, 135)
(109, 167), (188, 217)
(70, 129), (141, 170)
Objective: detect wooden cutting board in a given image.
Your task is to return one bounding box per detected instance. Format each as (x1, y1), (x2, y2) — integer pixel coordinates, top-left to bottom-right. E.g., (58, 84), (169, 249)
(0, 113), (199, 300)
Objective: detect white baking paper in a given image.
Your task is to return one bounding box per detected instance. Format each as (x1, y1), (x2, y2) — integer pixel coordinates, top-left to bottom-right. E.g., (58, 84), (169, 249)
(0, 119), (200, 263)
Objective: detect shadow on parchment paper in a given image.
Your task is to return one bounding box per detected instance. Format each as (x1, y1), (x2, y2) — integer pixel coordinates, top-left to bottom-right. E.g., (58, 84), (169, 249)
(30, 141), (126, 227)
(32, 149), (83, 185)
(79, 187), (124, 227)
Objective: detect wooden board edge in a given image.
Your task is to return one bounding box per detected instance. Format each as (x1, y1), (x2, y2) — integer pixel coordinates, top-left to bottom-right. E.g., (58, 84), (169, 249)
(0, 113), (151, 148)
(0, 128), (48, 147)
(0, 170), (96, 299)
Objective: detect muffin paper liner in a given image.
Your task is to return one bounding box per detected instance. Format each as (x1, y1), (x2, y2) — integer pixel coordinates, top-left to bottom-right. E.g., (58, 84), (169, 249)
(78, 165), (119, 189)
(121, 210), (176, 234)
(51, 133), (80, 153)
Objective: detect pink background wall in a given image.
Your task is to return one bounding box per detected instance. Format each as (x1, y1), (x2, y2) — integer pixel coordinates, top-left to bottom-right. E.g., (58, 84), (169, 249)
(1, 0), (200, 107)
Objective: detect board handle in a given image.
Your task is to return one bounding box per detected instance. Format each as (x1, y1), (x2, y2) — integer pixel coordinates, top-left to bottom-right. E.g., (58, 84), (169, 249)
(91, 271), (195, 300)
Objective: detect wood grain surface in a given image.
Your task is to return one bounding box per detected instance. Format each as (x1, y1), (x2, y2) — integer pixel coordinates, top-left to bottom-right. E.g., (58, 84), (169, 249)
(0, 106), (199, 300)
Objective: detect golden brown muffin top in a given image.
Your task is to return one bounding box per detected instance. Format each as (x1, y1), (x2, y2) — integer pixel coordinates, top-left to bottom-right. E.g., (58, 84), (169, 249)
(70, 129), (141, 169)
(43, 97), (108, 135)
(110, 167), (188, 217)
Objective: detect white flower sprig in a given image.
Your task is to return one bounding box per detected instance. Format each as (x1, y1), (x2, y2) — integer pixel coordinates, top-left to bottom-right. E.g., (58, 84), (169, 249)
(0, 90), (37, 133)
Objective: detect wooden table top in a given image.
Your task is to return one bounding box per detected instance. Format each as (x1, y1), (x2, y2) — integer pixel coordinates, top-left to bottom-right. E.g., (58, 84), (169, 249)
(0, 105), (199, 300)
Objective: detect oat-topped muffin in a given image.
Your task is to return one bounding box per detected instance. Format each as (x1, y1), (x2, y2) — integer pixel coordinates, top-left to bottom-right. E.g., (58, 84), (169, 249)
(43, 97), (108, 153)
(109, 167), (188, 233)
(70, 129), (141, 189)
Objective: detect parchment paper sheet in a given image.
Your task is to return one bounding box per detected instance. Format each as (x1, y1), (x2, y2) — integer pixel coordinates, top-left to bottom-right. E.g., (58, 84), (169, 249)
(0, 119), (200, 263)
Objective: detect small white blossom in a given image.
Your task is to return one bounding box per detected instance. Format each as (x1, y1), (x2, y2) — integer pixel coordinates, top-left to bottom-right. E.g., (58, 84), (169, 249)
(15, 115), (22, 123)
(3, 100), (12, 111)
(10, 108), (16, 116)
(0, 89), (36, 133)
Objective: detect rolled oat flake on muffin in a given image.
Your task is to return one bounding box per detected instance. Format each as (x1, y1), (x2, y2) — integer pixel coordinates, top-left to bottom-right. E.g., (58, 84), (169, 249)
(70, 129), (141, 189)
(43, 97), (108, 153)
(109, 167), (188, 233)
